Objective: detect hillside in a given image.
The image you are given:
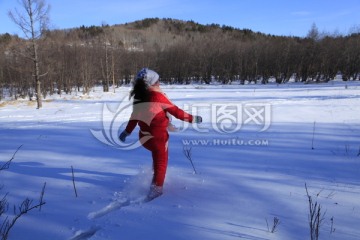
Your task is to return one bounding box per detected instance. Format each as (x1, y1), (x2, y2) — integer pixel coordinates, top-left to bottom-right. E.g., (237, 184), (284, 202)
(47, 18), (266, 52)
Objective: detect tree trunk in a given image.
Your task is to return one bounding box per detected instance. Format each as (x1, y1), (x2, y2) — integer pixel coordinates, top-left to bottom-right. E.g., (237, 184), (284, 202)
(33, 40), (42, 108)
(29, 2), (42, 109)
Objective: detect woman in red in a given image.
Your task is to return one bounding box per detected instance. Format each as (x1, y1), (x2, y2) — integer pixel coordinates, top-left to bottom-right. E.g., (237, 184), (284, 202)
(119, 68), (202, 200)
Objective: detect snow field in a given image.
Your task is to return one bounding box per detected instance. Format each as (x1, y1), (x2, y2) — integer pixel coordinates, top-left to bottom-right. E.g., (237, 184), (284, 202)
(0, 82), (359, 239)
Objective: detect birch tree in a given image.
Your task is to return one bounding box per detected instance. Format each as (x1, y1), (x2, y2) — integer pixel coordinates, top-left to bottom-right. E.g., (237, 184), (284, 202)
(8, 0), (50, 109)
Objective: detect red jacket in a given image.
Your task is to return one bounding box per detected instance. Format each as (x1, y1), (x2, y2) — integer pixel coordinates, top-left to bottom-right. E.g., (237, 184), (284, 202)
(125, 89), (193, 134)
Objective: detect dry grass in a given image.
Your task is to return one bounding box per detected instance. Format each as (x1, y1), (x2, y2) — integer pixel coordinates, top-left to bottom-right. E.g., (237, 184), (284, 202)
(0, 99), (53, 108)
(0, 100), (19, 108)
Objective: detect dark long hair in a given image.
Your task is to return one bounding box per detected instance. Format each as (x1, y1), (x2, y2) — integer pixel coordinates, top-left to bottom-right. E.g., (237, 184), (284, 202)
(129, 78), (150, 104)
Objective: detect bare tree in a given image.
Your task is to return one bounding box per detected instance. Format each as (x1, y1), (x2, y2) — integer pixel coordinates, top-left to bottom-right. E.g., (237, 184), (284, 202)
(8, 0), (50, 109)
(307, 23), (320, 41)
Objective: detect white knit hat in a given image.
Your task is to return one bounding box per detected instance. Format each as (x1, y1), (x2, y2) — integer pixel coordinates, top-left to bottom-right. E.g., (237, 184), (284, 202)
(136, 68), (159, 86)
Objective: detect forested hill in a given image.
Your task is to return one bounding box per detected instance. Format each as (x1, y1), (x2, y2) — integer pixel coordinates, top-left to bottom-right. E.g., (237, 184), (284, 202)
(1, 18), (359, 98)
(68, 18), (267, 51)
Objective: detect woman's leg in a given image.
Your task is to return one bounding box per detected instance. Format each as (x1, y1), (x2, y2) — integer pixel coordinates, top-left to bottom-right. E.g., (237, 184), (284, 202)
(151, 142), (168, 186)
(140, 130), (169, 187)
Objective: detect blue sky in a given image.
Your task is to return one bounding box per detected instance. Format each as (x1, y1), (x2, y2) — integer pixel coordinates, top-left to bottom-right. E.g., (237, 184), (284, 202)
(1, 0), (359, 37)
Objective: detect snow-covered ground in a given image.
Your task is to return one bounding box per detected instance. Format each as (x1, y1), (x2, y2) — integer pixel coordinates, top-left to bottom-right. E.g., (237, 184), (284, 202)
(0, 81), (359, 240)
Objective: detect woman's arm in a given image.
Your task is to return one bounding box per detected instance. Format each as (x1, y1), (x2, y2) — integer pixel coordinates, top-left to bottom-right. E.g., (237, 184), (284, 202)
(119, 112), (138, 142)
(156, 92), (199, 123)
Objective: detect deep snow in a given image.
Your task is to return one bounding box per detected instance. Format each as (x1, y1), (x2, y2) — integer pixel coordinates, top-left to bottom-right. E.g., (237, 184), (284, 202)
(0, 82), (359, 240)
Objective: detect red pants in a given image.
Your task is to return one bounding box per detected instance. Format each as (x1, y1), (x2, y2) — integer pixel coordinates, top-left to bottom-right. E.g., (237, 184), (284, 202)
(139, 129), (169, 187)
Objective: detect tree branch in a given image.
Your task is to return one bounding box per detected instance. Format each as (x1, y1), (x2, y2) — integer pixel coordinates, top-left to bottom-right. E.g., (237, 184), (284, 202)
(0, 145), (23, 172)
